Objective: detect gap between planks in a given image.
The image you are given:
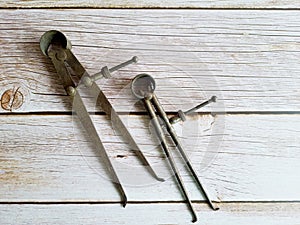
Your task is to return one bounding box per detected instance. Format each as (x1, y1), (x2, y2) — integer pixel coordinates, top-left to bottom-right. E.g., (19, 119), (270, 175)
(0, 202), (299, 225)
(1, 112), (300, 117)
(1, 200), (300, 204)
(0, 0), (299, 9)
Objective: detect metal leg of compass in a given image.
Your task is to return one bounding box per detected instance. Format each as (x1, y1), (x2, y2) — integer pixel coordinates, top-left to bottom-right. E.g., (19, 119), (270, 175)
(90, 84), (165, 182)
(68, 87), (128, 208)
(143, 95), (198, 223)
(48, 48), (128, 207)
(151, 94), (219, 211)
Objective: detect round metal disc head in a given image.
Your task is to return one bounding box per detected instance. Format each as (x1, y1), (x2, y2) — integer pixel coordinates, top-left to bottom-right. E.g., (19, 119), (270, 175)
(40, 30), (72, 56)
(131, 74), (156, 99)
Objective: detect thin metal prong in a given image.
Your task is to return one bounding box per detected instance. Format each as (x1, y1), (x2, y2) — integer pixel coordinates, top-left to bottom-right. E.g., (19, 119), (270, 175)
(143, 95), (198, 222)
(151, 94), (218, 211)
(109, 56), (138, 73)
(91, 56), (138, 82)
(169, 96), (217, 124)
(122, 194), (128, 208)
(185, 96), (217, 115)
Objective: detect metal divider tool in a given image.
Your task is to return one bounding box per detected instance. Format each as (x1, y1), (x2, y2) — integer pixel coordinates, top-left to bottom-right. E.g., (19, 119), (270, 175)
(131, 74), (219, 223)
(40, 30), (164, 207)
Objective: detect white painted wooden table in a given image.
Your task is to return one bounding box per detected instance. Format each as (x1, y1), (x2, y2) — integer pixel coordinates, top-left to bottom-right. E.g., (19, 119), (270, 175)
(0, 1), (299, 224)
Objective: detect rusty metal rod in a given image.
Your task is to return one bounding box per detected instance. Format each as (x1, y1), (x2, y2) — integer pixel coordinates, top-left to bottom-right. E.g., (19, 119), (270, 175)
(151, 94), (219, 211)
(143, 94), (198, 223)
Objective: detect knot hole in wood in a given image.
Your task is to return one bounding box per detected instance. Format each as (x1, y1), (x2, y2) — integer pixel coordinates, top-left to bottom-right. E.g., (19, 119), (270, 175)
(1, 87), (24, 111)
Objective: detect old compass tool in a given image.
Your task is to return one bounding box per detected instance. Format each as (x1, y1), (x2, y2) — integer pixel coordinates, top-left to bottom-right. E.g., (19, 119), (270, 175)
(39, 30), (164, 207)
(131, 74), (218, 222)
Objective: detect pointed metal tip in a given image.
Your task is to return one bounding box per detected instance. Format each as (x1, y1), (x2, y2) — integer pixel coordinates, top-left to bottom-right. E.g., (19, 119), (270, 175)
(149, 169), (165, 182)
(156, 176), (165, 182)
(191, 215), (198, 223)
(208, 201), (219, 211)
(122, 197), (128, 208)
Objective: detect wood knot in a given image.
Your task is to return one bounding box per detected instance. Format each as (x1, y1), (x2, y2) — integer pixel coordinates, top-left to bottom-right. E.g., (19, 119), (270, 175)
(1, 87), (24, 111)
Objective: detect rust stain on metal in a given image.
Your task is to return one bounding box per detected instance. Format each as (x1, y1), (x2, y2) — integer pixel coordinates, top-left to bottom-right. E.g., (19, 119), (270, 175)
(1, 87), (24, 111)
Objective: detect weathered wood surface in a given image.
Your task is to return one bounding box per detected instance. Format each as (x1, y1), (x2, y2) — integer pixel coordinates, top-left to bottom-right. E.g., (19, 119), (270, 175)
(1, 203), (300, 225)
(0, 10), (299, 113)
(0, 7), (299, 225)
(1, 114), (299, 202)
(1, 0), (300, 8)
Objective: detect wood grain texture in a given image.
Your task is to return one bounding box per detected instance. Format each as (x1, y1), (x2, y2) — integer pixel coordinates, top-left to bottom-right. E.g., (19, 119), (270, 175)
(1, 203), (300, 225)
(0, 114), (299, 202)
(0, 10), (299, 113)
(1, 0), (300, 9)
(0, 8), (299, 224)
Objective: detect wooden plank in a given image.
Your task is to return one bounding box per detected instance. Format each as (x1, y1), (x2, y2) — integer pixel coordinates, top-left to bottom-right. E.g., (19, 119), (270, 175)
(0, 10), (299, 113)
(0, 114), (299, 202)
(1, 203), (300, 225)
(1, 0), (300, 9)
